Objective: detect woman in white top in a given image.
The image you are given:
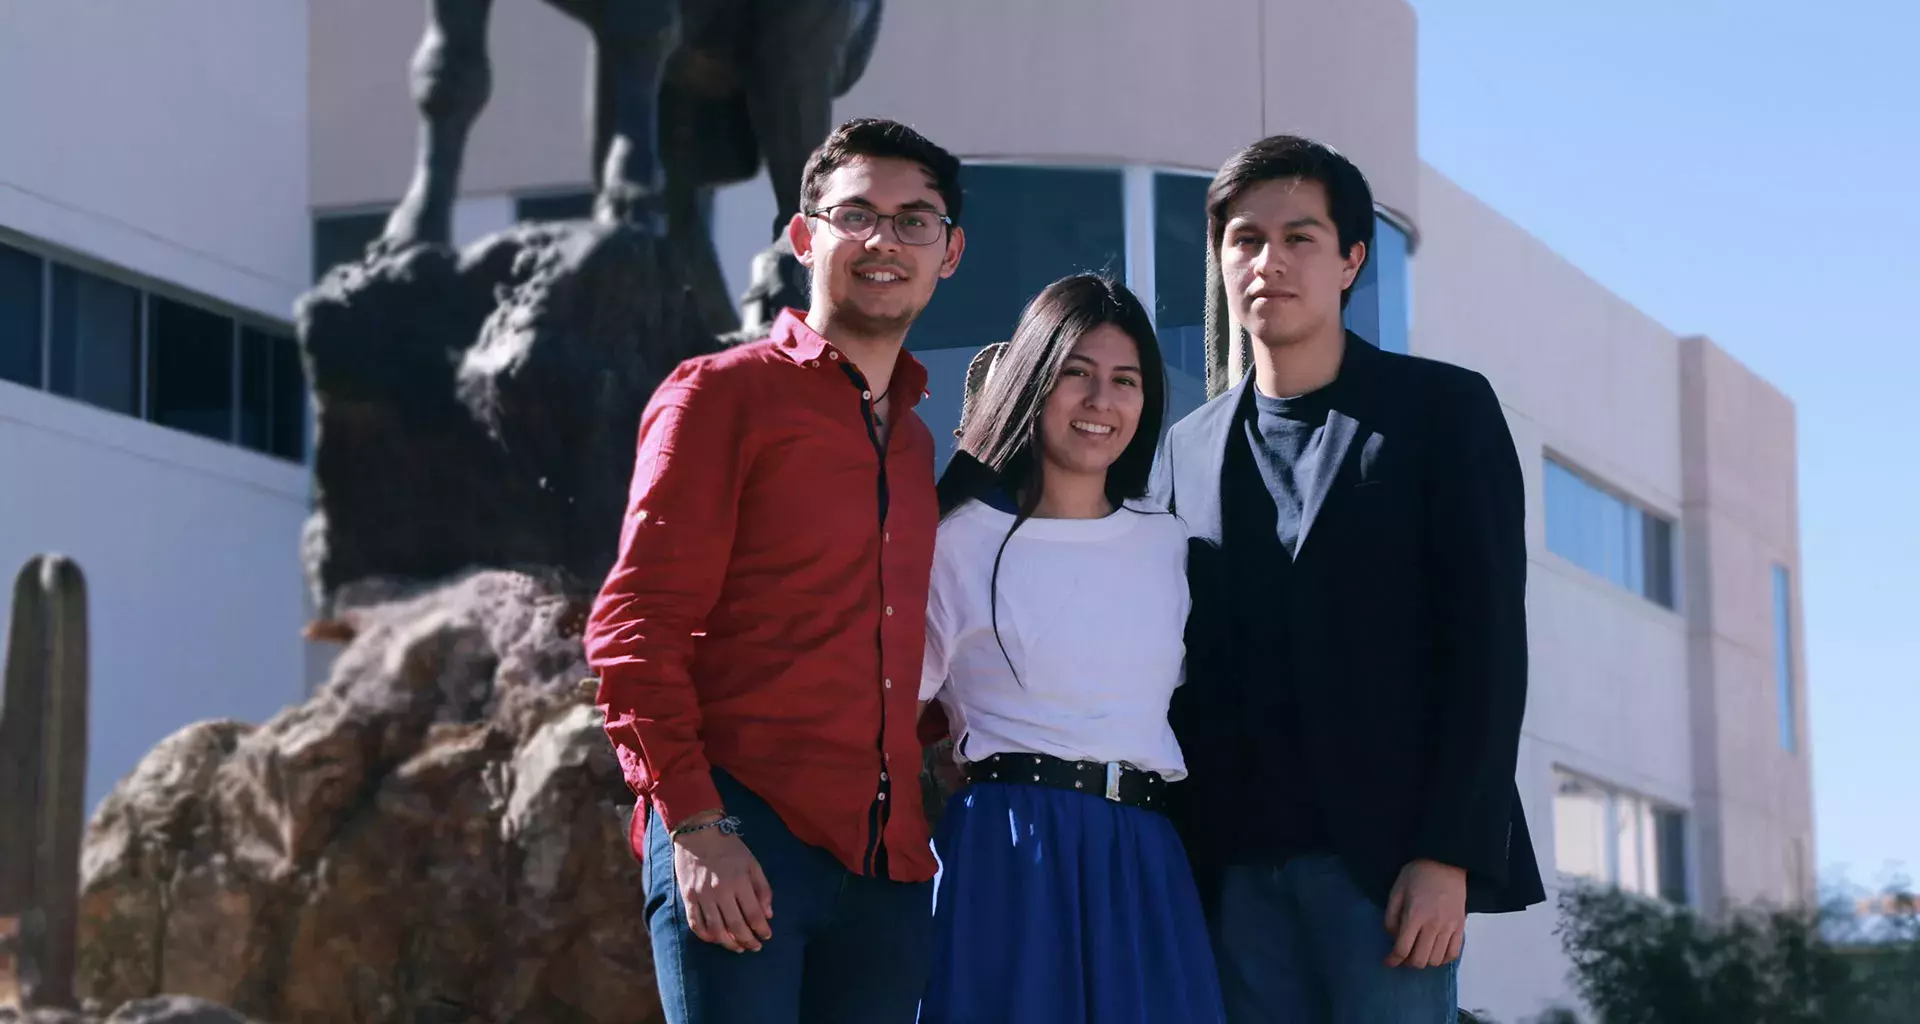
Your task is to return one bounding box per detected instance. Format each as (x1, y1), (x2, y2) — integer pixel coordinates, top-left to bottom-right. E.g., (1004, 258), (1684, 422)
(917, 275), (1226, 1023)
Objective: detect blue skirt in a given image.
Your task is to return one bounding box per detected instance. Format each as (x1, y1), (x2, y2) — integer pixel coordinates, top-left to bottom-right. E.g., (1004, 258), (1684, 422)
(922, 781), (1227, 1024)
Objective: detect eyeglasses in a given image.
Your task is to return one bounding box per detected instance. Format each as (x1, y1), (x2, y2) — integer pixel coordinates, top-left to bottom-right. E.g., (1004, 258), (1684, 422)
(807, 204), (953, 247)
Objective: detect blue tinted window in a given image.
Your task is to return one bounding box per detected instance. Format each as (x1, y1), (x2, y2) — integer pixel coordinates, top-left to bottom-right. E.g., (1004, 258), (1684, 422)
(1545, 456), (1677, 609)
(0, 240), (44, 388)
(1153, 172), (1211, 380)
(1345, 215), (1409, 354)
(910, 165), (1124, 350)
(1773, 565), (1796, 751)
(50, 265), (141, 416)
(147, 295), (236, 442)
(239, 326), (307, 463)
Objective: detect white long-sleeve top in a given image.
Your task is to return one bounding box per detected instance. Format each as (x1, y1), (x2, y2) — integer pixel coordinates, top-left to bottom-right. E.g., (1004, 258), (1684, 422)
(919, 498), (1191, 780)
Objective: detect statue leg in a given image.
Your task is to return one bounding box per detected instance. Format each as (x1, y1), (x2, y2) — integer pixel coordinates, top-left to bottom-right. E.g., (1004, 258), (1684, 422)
(587, 0), (678, 233)
(735, 0), (850, 329)
(382, 0), (495, 249)
(745, 0), (846, 237)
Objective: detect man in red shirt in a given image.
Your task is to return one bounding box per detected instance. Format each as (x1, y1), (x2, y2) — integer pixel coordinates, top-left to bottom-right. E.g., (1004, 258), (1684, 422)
(586, 118), (966, 1023)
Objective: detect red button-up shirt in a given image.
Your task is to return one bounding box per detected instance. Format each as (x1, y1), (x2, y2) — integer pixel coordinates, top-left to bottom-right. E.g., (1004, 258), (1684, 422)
(586, 308), (939, 882)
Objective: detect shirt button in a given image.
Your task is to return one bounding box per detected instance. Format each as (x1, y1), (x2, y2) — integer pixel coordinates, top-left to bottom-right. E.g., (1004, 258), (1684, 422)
(884, 678), (893, 689)
(828, 351), (839, 360)
(877, 792), (888, 801)
(884, 606), (894, 616)
(808, 360), (819, 368)
(880, 772), (890, 782)
(862, 390), (872, 400)
(884, 531), (891, 543)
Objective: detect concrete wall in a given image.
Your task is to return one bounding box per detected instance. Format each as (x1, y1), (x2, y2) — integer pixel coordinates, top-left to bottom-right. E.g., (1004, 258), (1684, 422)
(0, 0), (310, 319)
(0, 383), (312, 813)
(310, 0), (1419, 218)
(1415, 164), (1694, 1021)
(1682, 336), (1815, 914)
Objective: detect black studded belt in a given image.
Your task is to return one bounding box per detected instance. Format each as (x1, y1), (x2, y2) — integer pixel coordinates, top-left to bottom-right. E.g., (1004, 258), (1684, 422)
(961, 751), (1170, 814)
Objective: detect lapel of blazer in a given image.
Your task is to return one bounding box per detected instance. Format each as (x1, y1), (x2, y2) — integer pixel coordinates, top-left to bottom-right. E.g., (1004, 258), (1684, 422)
(1181, 374), (1253, 544)
(1295, 334), (1385, 560)
(1293, 409), (1359, 558)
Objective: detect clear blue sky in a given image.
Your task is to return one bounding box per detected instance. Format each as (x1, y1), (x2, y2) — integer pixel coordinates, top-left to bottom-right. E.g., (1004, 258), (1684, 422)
(1410, 0), (1919, 890)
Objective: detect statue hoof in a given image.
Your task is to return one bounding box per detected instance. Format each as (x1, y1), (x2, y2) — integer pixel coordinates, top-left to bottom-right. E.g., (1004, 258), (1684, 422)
(592, 186), (669, 237)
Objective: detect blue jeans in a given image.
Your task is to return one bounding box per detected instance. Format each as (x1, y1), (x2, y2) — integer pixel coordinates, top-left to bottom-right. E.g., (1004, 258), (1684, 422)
(1209, 855), (1459, 1023)
(643, 769), (935, 1024)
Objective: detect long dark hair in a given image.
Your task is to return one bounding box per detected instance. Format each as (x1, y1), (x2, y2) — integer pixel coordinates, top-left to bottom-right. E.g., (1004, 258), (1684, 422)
(932, 274), (1167, 685)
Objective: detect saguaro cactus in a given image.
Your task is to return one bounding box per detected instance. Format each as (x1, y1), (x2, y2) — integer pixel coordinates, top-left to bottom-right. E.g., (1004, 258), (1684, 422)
(0, 554), (90, 1009)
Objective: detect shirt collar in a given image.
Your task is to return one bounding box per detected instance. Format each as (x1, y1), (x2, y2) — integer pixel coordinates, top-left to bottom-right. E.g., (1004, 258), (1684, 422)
(768, 307), (931, 409)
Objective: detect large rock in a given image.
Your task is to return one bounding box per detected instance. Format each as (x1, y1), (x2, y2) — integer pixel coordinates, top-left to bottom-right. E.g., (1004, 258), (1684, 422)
(296, 224), (719, 618)
(0, 995), (263, 1024)
(74, 572), (661, 1024)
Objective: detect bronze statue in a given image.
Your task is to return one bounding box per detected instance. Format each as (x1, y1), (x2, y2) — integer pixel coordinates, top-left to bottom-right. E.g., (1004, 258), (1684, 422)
(381, 0), (884, 334)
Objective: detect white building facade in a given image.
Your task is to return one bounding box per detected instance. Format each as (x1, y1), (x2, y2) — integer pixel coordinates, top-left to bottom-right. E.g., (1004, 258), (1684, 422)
(1, 1), (317, 817)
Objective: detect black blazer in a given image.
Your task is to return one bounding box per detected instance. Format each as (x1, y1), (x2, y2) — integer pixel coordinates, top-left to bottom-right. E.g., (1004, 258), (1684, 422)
(1153, 333), (1546, 914)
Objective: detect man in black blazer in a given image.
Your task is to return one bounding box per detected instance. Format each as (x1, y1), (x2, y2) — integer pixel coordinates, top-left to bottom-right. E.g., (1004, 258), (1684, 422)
(1151, 135), (1545, 1022)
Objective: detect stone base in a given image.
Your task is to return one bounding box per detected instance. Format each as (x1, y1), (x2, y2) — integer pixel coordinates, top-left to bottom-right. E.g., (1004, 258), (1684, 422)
(296, 222), (719, 618)
(77, 573), (663, 1024)
(0, 996), (259, 1024)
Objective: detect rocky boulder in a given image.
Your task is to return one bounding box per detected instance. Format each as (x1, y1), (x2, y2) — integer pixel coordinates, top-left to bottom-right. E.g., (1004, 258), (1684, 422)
(73, 572), (662, 1024)
(0, 995), (262, 1024)
(296, 224), (718, 619)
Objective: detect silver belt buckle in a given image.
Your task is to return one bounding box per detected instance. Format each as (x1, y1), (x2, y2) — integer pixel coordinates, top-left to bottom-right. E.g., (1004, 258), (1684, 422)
(1105, 762), (1123, 802)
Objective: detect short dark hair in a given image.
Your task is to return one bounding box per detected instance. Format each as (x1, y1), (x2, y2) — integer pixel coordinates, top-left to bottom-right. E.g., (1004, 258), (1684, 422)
(799, 118), (964, 226)
(1206, 135), (1374, 308)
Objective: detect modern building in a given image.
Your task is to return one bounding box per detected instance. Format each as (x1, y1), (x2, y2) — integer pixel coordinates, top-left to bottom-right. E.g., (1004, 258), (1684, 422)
(0, 1), (318, 828)
(1, 1), (1811, 1019)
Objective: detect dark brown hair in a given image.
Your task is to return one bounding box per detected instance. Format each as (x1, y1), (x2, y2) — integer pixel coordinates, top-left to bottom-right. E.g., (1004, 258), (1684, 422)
(1206, 134), (1375, 308)
(799, 118), (964, 225)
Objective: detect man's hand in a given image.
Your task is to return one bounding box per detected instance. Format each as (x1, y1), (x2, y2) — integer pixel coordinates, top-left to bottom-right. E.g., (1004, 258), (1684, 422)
(1384, 858), (1467, 969)
(672, 813), (774, 953)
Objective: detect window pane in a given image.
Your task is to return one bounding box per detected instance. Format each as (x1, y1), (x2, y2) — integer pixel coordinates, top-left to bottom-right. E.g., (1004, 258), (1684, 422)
(312, 211), (390, 282)
(1623, 502), (1647, 597)
(1545, 460), (1578, 563)
(1547, 457), (1684, 610)
(1374, 218), (1410, 354)
(269, 332), (306, 461)
(1154, 172), (1211, 379)
(0, 241), (44, 387)
(49, 265), (141, 415)
(1596, 489), (1626, 588)
(909, 165), (1125, 350)
(1609, 793), (1635, 892)
(239, 326), (306, 461)
(1656, 808), (1689, 904)
(1627, 797), (1660, 896)
(1645, 514), (1677, 608)
(1774, 564), (1795, 751)
(1345, 216), (1410, 354)
(147, 295), (235, 441)
(1553, 772), (1609, 881)
(238, 327), (274, 452)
